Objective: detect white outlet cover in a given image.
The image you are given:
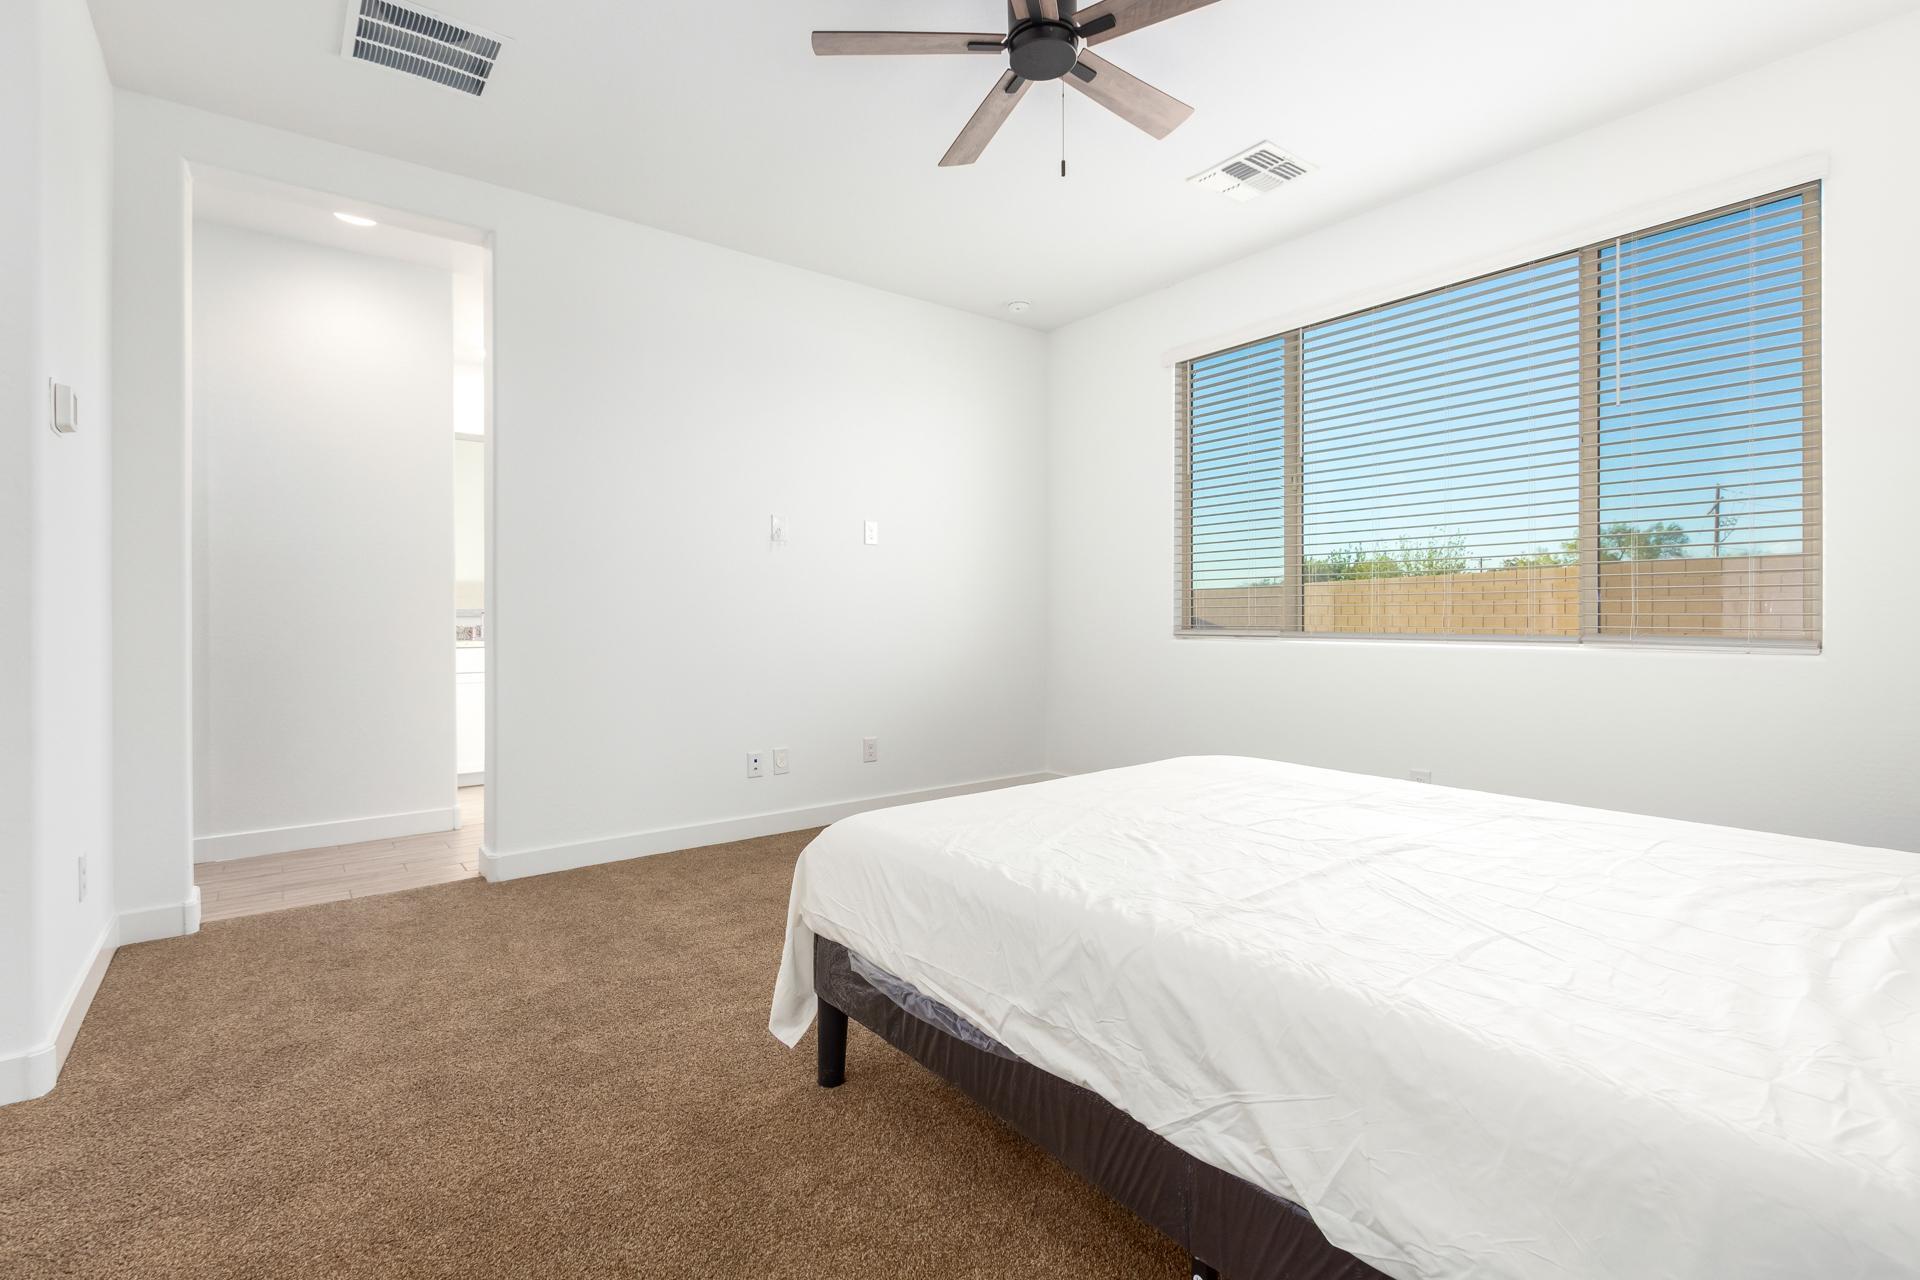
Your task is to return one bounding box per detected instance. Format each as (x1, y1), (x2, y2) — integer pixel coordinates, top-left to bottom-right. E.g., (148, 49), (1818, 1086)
(862, 736), (878, 763)
(748, 751), (766, 779)
(863, 520), (879, 545)
(773, 747), (790, 775)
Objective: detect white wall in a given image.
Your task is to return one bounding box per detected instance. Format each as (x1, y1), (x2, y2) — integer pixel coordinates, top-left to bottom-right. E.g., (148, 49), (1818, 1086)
(113, 94), (1051, 898)
(454, 436), (483, 609)
(451, 271), (484, 441)
(1, 0), (117, 1105)
(191, 222), (455, 859)
(452, 273), (484, 612)
(0, 0), (45, 1086)
(1046, 13), (1920, 851)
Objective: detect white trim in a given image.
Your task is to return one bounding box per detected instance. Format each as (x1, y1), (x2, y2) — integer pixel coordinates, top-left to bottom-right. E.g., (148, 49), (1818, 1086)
(1160, 154), (1831, 367)
(457, 771), (485, 787)
(118, 886), (202, 945)
(478, 772), (1060, 884)
(193, 807), (459, 862)
(0, 919), (119, 1107)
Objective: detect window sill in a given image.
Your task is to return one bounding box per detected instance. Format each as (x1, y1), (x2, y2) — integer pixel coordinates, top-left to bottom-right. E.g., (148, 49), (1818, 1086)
(1172, 628), (1820, 656)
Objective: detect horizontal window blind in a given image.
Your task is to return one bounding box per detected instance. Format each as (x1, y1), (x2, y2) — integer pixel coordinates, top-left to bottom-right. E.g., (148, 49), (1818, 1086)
(1177, 183), (1821, 649)
(1181, 335), (1293, 632)
(1299, 254), (1583, 638)
(1591, 191), (1819, 644)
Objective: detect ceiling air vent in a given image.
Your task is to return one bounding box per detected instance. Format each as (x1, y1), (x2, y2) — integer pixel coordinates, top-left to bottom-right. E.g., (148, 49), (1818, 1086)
(1189, 143), (1313, 202)
(341, 0), (504, 97)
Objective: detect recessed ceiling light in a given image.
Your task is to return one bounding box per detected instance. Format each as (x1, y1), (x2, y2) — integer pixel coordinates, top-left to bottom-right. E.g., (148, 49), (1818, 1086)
(334, 212), (378, 227)
(1006, 301), (1032, 314)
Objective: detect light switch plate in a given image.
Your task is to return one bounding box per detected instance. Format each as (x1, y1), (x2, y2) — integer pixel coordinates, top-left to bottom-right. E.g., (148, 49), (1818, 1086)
(49, 380), (78, 434)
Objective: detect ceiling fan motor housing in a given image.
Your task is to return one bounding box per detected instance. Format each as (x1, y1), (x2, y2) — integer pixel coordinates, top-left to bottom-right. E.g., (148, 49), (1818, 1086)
(1007, 20), (1081, 81)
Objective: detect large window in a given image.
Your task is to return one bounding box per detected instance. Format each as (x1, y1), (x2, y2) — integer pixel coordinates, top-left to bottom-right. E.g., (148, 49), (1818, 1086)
(1177, 185), (1821, 648)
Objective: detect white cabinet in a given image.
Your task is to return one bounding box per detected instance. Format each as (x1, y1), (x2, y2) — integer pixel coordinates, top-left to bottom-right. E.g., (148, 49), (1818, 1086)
(455, 644), (485, 781)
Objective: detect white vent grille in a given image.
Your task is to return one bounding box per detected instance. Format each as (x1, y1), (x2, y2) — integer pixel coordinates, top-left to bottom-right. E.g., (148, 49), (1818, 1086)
(1189, 143), (1313, 202)
(341, 0), (504, 97)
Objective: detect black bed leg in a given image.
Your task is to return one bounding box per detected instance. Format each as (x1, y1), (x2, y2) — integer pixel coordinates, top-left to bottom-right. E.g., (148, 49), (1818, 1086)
(817, 998), (848, 1088)
(1189, 1258), (1220, 1280)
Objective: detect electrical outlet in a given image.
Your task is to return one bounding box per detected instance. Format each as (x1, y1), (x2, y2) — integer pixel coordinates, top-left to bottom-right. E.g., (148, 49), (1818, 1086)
(863, 520), (879, 546)
(1409, 769), (1433, 784)
(77, 855), (87, 902)
(769, 514), (788, 548)
(747, 751), (766, 779)
(862, 736), (879, 764)
(772, 747), (790, 775)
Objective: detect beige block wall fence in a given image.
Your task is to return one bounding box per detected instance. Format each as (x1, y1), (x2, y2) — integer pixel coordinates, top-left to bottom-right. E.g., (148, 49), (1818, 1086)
(1192, 554), (1815, 641)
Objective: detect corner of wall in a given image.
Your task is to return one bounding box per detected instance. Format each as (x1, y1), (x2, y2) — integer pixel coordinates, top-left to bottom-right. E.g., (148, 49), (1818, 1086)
(0, 916), (118, 1108)
(0, 0), (130, 1109)
(118, 885), (201, 946)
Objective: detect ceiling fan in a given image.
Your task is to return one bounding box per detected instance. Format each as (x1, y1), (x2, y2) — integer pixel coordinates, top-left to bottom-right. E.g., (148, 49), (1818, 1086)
(812, 0), (1222, 166)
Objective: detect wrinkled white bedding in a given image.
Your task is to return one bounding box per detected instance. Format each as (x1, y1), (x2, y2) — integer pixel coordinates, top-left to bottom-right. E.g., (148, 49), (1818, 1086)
(769, 757), (1920, 1280)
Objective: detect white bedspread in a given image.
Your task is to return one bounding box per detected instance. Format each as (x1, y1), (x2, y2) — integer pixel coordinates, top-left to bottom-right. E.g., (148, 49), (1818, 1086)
(768, 757), (1920, 1280)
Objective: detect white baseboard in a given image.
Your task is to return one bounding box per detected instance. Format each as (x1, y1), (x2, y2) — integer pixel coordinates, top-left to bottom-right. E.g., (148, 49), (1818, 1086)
(2, 884), (209, 1107)
(194, 807), (459, 863)
(0, 918), (118, 1107)
(119, 886), (201, 945)
(478, 771), (1059, 884)
(457, 772), (485, 787)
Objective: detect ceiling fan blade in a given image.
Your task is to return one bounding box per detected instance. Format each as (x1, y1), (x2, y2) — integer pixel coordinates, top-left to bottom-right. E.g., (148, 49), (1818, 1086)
(811, 31), (1006, 56)
(1072, 0), (1223, 45)
(1035, 0), (1062, 18)
(1009, 0), (1033, 19)
(941, 71), (1032, 167)
(1064, 51), (1192, 139)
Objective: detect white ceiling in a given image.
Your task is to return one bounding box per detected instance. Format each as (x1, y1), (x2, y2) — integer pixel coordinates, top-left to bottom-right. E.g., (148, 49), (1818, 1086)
(91, 0), (1917, 329)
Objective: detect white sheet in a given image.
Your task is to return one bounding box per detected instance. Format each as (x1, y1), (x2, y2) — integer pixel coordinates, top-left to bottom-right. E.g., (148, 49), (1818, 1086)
(769, 757), (1920, 1280)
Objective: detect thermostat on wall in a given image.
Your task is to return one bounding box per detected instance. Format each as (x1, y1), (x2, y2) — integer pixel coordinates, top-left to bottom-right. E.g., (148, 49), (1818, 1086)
(49, 380), (78, 435)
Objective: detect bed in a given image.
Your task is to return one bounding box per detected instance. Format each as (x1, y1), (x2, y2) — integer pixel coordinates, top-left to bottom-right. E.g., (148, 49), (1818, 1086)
(768, 756), (1920, 1280)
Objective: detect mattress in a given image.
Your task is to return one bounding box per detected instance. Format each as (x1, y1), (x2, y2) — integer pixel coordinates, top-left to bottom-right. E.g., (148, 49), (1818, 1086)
(769, 756), (1920, 1280)
(815, 935), (1388, 1280)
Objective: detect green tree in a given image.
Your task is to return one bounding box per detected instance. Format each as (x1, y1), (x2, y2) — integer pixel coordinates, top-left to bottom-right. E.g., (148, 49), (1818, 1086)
(1500, 521), (1690, 569)
(1499, 548), (1576, 569)
(1308, 535), (1469, 581)
(1599, 521), (1688, 561)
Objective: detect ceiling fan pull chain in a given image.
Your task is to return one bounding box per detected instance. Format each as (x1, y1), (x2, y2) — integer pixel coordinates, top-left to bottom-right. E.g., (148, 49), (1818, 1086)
(1060, 80), (1068, 178)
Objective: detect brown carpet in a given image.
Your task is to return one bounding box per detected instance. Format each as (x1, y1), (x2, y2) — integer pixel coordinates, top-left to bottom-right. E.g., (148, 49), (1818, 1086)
(0, 830), (1184, 1278)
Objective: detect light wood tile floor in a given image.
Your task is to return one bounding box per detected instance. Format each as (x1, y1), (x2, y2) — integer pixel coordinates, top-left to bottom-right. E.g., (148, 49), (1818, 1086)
(195, 786), (484, 922)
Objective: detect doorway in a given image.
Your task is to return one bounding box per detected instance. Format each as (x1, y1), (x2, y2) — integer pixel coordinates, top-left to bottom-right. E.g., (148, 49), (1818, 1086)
(185, 171), (492, 921)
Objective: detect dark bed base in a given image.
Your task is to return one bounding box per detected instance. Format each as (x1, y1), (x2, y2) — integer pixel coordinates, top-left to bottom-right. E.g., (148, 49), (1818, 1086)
(812, 936), (1387, 1280)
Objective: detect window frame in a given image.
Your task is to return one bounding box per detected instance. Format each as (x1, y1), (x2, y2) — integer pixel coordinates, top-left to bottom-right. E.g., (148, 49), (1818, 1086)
(1173, 182), (1822, 653)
